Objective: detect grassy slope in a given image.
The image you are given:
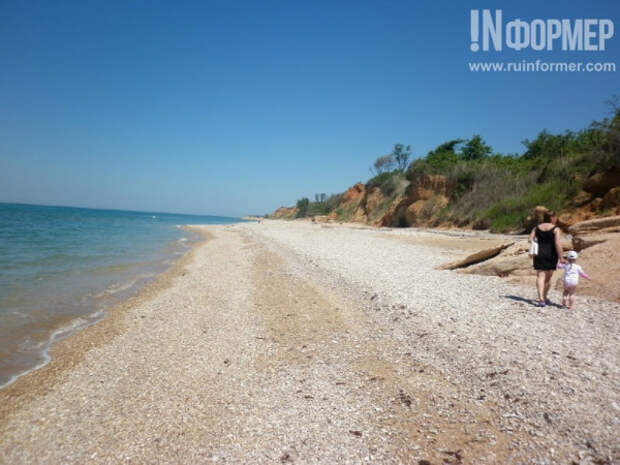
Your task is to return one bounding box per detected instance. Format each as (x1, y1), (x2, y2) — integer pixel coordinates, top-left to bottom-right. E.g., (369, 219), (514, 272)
(282, 110), (620, 232)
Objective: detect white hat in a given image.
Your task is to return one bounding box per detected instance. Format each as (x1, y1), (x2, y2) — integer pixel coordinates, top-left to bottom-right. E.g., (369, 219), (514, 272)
(566, 250), (578, 260)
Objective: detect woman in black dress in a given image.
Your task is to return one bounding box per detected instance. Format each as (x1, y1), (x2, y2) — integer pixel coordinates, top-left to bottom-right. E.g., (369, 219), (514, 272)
(528, 211), (565, 306)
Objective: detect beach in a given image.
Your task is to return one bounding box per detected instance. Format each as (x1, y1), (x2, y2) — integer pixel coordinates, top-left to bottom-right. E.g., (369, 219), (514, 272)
(1, 221), (618, 464)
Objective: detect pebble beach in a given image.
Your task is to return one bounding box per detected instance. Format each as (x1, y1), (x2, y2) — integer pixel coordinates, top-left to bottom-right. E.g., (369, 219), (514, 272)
(1, 220), (618, 465)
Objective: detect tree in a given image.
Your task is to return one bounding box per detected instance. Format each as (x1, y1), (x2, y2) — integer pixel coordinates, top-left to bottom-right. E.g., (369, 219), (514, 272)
(371, 154), (395, 175)
(422, 139), (464, 172)
(392, 144), (412, 171)
(430, 139), (464, 154)
(296, 197), (309, 217)
(460, 135), (492, 161)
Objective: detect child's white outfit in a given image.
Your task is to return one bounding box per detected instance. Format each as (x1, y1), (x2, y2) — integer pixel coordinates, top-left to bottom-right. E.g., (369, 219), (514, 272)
(557, 263), (590, 287)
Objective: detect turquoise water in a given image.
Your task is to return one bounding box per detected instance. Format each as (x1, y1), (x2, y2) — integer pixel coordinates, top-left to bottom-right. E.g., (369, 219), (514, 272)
(0, 203), (242, 387)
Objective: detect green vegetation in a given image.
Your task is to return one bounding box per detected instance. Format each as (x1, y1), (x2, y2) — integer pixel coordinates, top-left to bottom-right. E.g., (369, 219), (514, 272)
(295, 197), (309, 218)
(370, 144), (411, 175)
(405, 106), (619, 231)
(461, 135), (492, 161)
(294, 193), (343, 219)
(333, 202), (356, 222)
(289, 105), (619, 232)
(391, 144), (411, 171)
(367, 170), (408, 196)
(307, 201), (330, 216)
(481, 181), (571, 231)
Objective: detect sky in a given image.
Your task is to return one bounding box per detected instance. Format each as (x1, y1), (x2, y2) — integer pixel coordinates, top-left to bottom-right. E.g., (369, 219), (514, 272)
(1, 0), (618, 217)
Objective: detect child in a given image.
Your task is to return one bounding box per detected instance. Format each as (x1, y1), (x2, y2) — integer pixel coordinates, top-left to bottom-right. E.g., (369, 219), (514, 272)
(557, 250), (591, 309)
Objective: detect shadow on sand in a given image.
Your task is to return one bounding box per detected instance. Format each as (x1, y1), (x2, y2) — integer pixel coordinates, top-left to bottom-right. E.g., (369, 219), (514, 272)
(502, 294), (564, 309)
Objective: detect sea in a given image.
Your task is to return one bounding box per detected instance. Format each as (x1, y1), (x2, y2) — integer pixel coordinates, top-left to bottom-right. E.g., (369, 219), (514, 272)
(0, 203), (243, 388)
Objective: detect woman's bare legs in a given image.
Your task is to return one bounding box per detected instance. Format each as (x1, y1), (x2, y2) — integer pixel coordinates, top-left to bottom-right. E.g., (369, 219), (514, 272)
(536, 270), (554, 304)
(536, 271), (547, 303)
(543, 270), (554, 302)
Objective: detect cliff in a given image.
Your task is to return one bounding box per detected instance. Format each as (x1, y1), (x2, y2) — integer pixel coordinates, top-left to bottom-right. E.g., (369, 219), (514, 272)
(273, 166), (620, 232)
(270, 206), (298, 219)
(271, 109), (620, 231)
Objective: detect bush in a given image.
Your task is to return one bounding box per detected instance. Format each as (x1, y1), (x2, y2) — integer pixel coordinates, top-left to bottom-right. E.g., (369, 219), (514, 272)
(324, 193), (343, 212)
(284, 107), (618, 230)
(366, 171), (394, 189)
(296, 197), (309, 218)
(480, 180), (574, 232)
(399, 108), (620, 231)
(307, 202), (330, 216)
(334, 203), (356, 222)
(367, 170), (409, 197)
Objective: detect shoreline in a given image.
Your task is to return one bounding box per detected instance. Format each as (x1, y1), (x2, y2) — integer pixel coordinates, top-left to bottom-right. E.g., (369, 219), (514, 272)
(0, 222), (492, 395)
(1, 221), (617, 464)
(0, 226), (211, 414)
(0, 213), (209, 390)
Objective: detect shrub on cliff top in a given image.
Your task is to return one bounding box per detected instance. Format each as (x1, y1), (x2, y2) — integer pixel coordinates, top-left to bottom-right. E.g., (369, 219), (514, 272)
(295, 197), (310, 218)
(282, 106), (618, 231)
(366, 171), (408, 197)
(397, 111), (619, 231)
(366, 171), (394, 189)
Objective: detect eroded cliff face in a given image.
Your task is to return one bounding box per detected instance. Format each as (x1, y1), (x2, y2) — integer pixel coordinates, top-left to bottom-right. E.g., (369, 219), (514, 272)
(323, 175), (455, 227)
(271, 206), (298, 219)
(380, 175), (456, 227)
(268, 168), (620, 300)
(326, 183), (383, 224)
(273, 166), (620, 230)
(556, 167), (620, 228)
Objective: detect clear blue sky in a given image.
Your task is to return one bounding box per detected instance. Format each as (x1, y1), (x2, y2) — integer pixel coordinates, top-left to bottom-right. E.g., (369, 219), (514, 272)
(1, 0), (618, 217)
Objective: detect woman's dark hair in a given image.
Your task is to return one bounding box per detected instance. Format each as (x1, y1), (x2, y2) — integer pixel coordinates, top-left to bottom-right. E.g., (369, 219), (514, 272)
(542, 210), (556, 223)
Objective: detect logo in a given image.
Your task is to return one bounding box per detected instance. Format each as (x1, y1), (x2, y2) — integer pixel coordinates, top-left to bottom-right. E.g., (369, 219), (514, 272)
(470, 10), (614, 52)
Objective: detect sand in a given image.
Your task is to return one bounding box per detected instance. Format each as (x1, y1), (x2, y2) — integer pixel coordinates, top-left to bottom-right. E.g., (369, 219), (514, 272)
(1, 221), (618, 465)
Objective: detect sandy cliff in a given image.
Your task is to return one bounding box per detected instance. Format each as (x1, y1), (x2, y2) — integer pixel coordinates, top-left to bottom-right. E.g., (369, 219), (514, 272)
(273, 163), (620, 235)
